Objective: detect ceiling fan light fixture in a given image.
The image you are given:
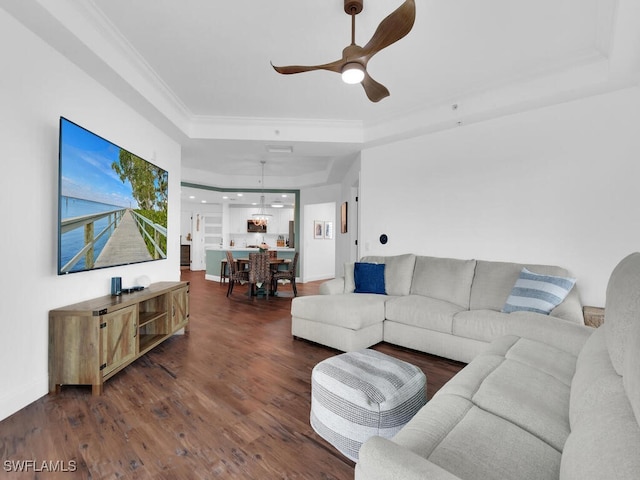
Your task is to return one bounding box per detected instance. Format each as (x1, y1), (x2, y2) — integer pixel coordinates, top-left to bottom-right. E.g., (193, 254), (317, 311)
(341, 62), (365, 84)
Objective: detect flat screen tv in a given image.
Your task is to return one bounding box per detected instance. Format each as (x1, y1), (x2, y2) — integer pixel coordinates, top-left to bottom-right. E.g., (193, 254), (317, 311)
(58, 117), (168, 274)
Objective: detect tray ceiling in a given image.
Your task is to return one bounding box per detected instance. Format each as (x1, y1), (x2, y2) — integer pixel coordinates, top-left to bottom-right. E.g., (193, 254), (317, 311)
(2, 0), (638, 188)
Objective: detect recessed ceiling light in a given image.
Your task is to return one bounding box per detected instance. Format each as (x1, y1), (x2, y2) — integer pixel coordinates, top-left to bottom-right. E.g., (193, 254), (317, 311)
(222, 196), (229, 199)
(266, 145), (293, 154)
(271, 204), (284, 208)
(237, 193), (243, 197)
(282, 194), (288, 198)
(201, 200), (207, 203)
(189, 195), (195, 199)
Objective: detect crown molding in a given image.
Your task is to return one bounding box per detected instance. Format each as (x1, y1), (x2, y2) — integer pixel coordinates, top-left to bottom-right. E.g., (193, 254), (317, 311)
(188, 114), (364, 144)
(34, 0), (192, 132)
(14, 0), (640, 152)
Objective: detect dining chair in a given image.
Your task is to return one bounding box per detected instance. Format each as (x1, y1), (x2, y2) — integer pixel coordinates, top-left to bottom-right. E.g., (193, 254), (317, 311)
(272, 252), (299, 297)
(226, 250), (249, 297)
(249, 252), (272, 299)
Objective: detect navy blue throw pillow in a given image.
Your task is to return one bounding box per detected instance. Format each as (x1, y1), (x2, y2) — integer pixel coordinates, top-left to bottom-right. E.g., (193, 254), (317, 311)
(354, 262), (386, 295)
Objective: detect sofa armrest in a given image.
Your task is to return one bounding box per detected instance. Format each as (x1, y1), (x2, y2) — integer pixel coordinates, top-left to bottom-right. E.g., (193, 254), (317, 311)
(355, 436), (462, 480)
(550, 287), (584, 324)
(319, 277), (345, 295)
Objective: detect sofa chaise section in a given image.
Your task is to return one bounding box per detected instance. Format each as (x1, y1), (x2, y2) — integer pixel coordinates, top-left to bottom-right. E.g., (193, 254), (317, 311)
(291, 254), (584, 363)
(291, 293), (387, 352)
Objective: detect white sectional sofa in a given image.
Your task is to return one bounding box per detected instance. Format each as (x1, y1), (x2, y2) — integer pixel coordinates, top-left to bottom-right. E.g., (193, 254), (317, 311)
(291, 254), (584, 363)
(354, 252), (640, 480)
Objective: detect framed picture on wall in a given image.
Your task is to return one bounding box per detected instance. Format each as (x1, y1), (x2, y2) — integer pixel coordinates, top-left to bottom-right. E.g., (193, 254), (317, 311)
(314, 220), (324, 239)
(341, 202), (348, 233)
(324, 221), (333, 239)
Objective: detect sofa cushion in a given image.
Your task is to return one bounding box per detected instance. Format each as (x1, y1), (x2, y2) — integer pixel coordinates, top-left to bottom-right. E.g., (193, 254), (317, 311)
(428, 404), (562, 480)
(560, 402), (640, 480)
(360, 254), (416, 296)
(559, 252), (640, 480)
(344, 262), (355, 293)
(385, 295), (465, 334)
(354, 262), (386, 294)
(470, 260), (574, 312)
(626, 308), (640, 429)
(291, 294), (387, 330)
(605, 252), (640, 375)
(472, 352), (573, 452)
(502, 268), (576, 315)
(569, 328), (619, 427)
(434, 335), (575, 452)
(546, 288), (584, 324)
(602, 251), (640, 430)
(562, 331), (640, 479)
(392, 340), (569, 480)
(409, 256), (476, 309)
(453, 309), (568, 343)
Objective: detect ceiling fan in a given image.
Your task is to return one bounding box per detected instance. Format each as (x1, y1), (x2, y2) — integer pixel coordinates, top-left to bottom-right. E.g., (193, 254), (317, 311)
(271, 0), (416, 103)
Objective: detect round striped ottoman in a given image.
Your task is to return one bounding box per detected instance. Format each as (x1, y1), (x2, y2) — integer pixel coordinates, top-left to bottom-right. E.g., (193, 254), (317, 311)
(310, 349), (427, 462)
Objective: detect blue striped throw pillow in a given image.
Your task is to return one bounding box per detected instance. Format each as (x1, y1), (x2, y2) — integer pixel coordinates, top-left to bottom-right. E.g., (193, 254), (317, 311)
(502, 268), (576, 315)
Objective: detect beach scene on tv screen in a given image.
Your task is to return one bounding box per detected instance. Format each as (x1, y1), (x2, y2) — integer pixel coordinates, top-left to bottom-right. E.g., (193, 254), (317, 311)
(59, 118), (168, 274)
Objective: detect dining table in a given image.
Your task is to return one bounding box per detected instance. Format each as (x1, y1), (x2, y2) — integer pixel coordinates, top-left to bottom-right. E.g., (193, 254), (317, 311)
(235, 256), (289, 272)
(233, 256), (290, 297)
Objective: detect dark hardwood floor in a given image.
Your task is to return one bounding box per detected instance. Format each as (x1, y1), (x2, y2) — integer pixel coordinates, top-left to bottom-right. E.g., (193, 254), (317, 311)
(0, 270), (464, 479)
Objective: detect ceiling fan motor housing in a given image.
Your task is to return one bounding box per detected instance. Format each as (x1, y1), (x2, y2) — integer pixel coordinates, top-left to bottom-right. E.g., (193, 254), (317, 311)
(344, 0), (363, 15)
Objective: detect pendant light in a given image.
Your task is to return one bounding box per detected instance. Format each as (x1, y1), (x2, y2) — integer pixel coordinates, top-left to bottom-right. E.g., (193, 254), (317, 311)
(252, 160), (273, 226)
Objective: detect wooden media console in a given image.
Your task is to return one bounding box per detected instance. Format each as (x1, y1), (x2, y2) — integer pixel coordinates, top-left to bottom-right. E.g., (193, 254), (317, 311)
(49, 281), (189, 395)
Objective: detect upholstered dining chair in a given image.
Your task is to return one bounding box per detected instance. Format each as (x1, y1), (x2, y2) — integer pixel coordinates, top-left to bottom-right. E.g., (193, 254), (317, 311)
(248, 252), (272, 299)
(272, 252), (299, 297)
(226, 250), (249, 297)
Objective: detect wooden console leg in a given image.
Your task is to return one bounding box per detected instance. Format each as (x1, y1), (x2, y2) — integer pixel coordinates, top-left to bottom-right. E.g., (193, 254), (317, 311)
(92, 384), (103, 396)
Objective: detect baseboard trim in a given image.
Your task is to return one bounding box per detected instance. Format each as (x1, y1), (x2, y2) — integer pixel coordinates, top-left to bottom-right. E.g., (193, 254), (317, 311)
(302, 274), (334, 283)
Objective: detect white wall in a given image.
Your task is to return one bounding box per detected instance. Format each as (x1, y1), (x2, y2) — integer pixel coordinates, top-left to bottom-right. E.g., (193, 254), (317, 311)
(334, 157), (361, 275)
(301, 202), (336, 282)
(0, 10), (181, 420)
(359, 86), (640, 307)
(299, 185), (340, 281)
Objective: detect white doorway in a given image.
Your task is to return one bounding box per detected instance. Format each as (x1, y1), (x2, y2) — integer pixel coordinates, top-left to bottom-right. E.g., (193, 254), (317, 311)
(183, 206), (223, 271)
(350, 185), (359, 262)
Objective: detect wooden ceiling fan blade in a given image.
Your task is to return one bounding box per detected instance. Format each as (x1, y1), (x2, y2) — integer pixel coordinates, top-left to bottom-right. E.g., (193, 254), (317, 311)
(271, 1), (414, 101)
(271, 59), (343, 75)
(362, 0), (416, 59)
(361, 72), (390, 102)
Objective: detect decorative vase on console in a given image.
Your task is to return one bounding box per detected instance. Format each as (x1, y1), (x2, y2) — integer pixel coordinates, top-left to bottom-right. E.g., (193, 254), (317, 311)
(259, 242), (270, 253)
